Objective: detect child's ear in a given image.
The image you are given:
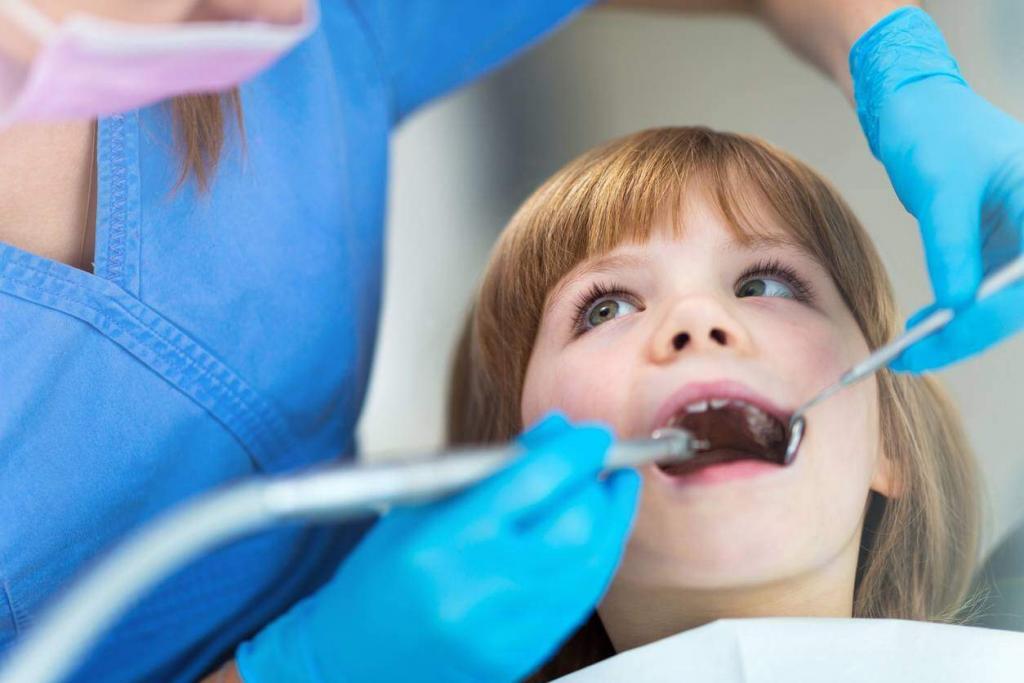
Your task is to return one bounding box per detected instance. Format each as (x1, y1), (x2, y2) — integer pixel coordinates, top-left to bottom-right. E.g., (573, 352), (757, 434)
(870, 438), (901, 498)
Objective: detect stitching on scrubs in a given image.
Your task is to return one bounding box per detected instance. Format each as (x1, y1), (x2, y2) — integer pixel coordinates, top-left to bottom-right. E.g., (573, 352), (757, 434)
(0, 270), (296, 468)
(2, 248), (109, 291)
(4, 282), (279, 460)
(104, 115), (128, 284)
(0, 278), (288, 465)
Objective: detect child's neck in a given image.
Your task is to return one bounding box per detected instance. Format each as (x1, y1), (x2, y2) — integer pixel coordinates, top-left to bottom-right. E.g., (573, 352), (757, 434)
(597, 555), (857, 653)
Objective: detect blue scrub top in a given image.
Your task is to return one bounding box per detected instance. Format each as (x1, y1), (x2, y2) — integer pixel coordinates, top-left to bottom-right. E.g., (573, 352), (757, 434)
(0, 2), (593, 680)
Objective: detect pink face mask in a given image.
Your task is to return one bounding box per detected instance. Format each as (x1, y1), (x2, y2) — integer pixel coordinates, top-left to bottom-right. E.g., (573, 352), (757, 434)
(0, 0), (315, 127)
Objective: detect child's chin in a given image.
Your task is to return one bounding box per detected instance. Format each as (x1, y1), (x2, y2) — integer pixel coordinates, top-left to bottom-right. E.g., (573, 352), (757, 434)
(632, 520), (803, 577)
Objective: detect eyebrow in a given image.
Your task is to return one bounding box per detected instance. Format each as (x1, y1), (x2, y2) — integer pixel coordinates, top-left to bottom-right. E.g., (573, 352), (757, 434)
(735, 233), (826, 268)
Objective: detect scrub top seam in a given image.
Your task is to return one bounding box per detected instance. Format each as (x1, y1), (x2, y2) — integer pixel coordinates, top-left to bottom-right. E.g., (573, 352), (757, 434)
(0, 252), (105, 292)
(0, 276), (274, 458)
(105, 115), (127, 281)
(0, 258), (269, 415)
(0, 273), (295, 469)
(94, 113), (143, 297)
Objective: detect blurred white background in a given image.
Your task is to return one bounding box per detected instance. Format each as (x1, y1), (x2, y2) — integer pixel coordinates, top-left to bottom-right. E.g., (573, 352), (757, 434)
(358, 0), (1024, 551)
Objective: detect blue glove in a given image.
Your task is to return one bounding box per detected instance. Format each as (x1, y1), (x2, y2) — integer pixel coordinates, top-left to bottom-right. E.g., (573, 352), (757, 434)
(851, 7), (1024, 372)
(235, 413), (640, 682)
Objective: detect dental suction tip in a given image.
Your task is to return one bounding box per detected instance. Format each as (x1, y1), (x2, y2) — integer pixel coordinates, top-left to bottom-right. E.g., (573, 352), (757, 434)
(651, 427), (710, 457)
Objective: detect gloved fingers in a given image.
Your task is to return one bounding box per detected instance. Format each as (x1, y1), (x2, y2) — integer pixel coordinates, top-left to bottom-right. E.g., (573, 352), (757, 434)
(438, 420), (614, 531)
(526, 467), (639, 545)
(517, 411), (572, 448)
(524, 468), (641, 577)
(891, 282), (1024, 372)
(524, 477), (609, 548)
(918, 191), (983, 308)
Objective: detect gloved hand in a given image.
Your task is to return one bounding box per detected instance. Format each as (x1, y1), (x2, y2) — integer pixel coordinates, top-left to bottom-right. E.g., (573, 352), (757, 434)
(851, 7), (1024, 372)
(235, 413), (640, 683)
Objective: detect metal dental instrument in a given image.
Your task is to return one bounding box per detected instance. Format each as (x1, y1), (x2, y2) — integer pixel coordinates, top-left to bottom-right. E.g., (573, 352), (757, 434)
(0, 428), (705, 683)
(784, 254), (1024, 464)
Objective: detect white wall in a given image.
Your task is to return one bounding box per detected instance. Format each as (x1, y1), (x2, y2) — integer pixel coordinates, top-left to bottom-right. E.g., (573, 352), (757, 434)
(358, 1), (1024, 549)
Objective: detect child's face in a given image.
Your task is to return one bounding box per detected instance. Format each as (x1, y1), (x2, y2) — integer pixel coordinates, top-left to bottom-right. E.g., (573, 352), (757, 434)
(520, 193), (893, 590)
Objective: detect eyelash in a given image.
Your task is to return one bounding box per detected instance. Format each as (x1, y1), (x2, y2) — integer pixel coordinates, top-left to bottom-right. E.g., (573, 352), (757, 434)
(569, 258), (815, 337)
(738, 258), (816, 303)
(571, 282), (637, 338)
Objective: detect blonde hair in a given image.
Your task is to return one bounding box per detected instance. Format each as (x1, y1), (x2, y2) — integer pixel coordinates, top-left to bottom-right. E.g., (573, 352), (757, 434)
(170, 91), (243, 191)
(447, 127), (982, 678)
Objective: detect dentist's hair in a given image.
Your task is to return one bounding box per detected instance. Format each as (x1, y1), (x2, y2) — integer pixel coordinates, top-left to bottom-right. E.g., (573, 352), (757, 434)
(447, 127), (982, 679)
(171, 92), (243, 191)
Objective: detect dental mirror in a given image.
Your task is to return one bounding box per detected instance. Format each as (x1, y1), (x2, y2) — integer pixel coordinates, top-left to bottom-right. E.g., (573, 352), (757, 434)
(784, 254), (1024, 464)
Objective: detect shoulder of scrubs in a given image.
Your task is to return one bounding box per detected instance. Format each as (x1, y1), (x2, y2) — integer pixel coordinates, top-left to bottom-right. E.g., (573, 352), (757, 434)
(333, 0), (597, 123)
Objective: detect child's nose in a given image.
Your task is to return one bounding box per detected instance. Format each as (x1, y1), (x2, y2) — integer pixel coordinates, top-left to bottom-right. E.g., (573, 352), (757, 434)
(648, 297), (751, 363)
(668, 326), (729, 351)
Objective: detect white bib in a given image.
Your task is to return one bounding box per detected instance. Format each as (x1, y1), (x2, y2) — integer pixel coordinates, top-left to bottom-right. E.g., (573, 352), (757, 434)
(555, 618), (1023, 682)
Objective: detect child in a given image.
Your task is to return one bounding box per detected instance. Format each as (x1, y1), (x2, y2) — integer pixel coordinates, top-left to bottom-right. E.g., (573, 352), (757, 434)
(448, 127), (982, 680)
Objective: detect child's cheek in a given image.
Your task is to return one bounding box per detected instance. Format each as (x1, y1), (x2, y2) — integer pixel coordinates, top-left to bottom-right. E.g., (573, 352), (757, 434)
(524, 351), (631, 434)
(766, 315), (855, 401)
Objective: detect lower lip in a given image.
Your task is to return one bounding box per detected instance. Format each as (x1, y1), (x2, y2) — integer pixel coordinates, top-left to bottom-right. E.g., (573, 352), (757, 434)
(651, 457), (783, 486)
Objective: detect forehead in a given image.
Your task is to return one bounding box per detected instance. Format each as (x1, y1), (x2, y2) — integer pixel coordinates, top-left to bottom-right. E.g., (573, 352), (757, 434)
(544, 191), (814, 306)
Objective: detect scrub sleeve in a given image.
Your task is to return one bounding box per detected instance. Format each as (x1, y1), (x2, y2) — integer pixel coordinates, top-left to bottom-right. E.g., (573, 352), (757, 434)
(0, 1), (594, 680)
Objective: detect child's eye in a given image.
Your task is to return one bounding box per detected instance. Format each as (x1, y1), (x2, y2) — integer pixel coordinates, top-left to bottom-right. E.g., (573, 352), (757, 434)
(735, 276), (796, 299)
(571, 282), (641, 336)
(734, 258), (815, 304)
(583, 296), (638, 329)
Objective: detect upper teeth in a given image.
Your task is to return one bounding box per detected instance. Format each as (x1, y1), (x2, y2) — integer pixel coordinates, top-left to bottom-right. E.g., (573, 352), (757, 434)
(667, 398), (787, 452)
(672, 397), (779, 425)
(684, 398), (735, 414)
(686, 400), (709, 413)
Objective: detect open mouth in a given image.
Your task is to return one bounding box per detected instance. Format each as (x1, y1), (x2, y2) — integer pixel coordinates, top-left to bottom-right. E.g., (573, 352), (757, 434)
(657, 398), (789, 476)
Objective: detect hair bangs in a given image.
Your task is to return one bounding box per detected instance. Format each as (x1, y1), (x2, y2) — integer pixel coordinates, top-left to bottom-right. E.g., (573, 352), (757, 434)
(508, 129), (846, 327)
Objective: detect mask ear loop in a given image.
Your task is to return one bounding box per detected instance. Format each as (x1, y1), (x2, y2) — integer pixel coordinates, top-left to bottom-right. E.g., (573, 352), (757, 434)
(0, 0), (58, 41)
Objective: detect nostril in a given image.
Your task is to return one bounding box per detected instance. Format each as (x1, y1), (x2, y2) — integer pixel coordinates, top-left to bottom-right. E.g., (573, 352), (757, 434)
(709, 328), (728, 345)
(672, 332), (690, 351)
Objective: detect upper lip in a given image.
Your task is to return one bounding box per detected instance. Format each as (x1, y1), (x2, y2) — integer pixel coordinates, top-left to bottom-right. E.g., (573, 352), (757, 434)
(649, 379), (793, 435)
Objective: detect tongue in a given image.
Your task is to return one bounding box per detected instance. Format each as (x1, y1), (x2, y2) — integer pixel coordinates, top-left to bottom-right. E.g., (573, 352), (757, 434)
(684, 408), (767, 452)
